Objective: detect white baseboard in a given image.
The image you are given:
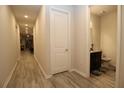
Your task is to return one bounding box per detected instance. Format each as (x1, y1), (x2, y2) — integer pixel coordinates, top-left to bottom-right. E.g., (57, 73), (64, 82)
(2, 61), (17, 88)
(34, 55), (52, 79)
(69, 69), (89, 78)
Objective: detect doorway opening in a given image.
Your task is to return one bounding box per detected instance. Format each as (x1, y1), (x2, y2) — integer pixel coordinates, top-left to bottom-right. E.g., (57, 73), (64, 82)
(20, 28), (34, 53)
(89, 5), (117, 87)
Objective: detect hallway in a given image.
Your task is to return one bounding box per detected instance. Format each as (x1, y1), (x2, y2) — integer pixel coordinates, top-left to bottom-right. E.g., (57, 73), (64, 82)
(7, 51), (52, 88)
(6, 51), (115, 88)
(0, 5), (118, 88)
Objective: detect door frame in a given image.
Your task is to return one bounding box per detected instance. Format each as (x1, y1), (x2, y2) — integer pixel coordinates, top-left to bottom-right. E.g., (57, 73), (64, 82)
(115, 5), (121, 87)
(88, 5), (121, 87)
(49, 7), (72, 74)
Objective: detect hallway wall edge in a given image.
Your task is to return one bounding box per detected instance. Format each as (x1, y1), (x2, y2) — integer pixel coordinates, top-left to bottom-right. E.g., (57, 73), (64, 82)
(2, 61), (18, 88)
(34, 55), (52, 79)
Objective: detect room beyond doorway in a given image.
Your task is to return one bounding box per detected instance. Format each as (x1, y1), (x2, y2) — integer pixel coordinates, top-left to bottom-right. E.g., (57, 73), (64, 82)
(89, 5), (117, 87)
(20, 33), (34, 53)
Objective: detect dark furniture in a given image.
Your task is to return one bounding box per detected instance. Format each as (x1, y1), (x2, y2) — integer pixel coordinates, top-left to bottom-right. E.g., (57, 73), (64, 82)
(90, 51), (102, 73)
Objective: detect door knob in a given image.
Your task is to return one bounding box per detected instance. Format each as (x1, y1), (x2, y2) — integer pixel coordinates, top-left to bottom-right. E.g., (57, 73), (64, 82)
(65, 49), (69, 52)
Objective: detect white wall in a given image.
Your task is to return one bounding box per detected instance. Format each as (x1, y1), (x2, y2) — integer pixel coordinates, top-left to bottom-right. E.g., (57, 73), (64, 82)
(34, 6), (50, 76)
(46, 5), (90, 77)
(100, 10), (117, 66)
(0, 6), (20, 87)
(73, 6), (90, 77)
(90, 14), (101, 50)
(16, 25), (21, 59)
(34, 5), (90, 78)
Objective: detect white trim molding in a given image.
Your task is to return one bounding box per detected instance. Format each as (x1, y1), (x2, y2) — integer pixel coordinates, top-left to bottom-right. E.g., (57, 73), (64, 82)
(34, 55), (52, 79)
(116, 5), (122, 88)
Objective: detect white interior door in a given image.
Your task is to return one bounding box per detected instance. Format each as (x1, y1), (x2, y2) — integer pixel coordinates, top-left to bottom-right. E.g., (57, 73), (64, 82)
(50, 8), (70, 74)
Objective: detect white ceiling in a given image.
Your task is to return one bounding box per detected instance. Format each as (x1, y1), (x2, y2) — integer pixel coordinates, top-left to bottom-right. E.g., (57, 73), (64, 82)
(90, 5), (117, 16)
(10, 5), (41, 35)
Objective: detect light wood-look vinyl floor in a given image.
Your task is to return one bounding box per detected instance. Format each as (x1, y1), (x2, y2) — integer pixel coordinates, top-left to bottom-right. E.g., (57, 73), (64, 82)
(6, 51), (115, 88)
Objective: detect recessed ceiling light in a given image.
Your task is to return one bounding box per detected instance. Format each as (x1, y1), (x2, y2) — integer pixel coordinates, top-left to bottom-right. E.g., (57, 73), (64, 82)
(25, 24), (28, 26)
(24, 15), (28, 18)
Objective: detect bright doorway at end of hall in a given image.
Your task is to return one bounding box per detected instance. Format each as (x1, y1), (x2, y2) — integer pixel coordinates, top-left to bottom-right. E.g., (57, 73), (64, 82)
(20, 28), (34, 53)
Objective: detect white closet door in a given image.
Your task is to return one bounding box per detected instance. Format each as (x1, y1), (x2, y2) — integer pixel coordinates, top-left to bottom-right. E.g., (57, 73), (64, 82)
(50, 8), (71, 74)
